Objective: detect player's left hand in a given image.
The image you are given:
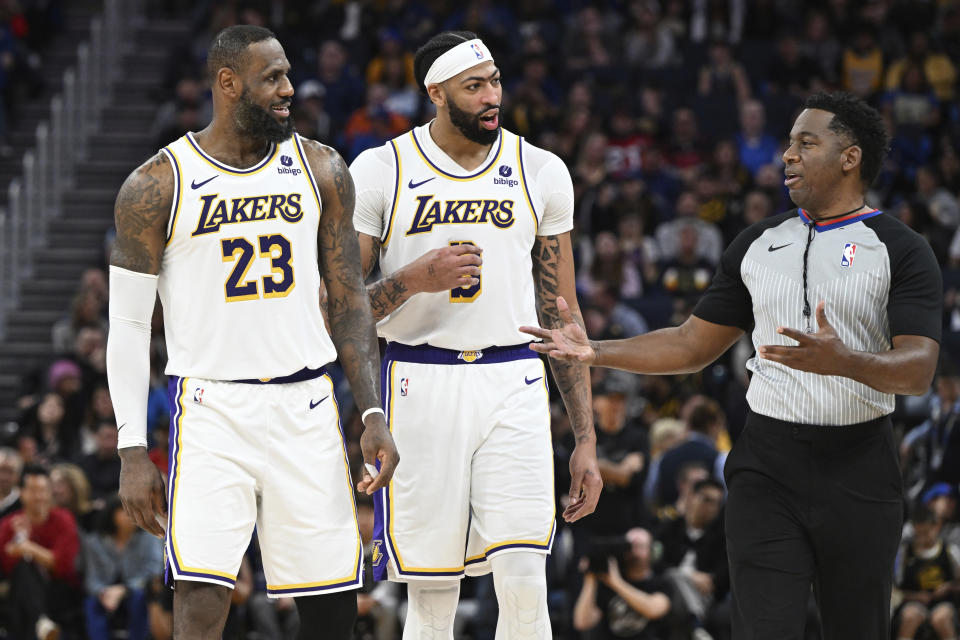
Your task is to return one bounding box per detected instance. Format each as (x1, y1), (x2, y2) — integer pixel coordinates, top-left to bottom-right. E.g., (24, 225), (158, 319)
(758, 301), (850, 376)
(357, 412), (399, 495)
(564, 442), (602, 522)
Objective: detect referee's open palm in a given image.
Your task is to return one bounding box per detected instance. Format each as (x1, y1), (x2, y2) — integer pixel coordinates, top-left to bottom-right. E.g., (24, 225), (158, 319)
(520, 297), (596, 364)
(759, 301), (848, 375)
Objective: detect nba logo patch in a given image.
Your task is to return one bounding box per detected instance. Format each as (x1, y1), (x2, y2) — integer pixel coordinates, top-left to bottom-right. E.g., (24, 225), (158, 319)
(193, 387), (204, 404)
(399, 378), (408, 396)
(841, 243), (857, 267)
(280, 155), (293, 167)
(471, 43), (483, 59)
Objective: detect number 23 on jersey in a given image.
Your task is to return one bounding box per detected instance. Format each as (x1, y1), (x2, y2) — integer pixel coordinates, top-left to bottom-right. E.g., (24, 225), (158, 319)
(221, 234), (295, 302)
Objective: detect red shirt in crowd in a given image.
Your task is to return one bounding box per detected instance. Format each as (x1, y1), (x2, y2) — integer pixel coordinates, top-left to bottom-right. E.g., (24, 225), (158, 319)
(0, 507), (80, 586)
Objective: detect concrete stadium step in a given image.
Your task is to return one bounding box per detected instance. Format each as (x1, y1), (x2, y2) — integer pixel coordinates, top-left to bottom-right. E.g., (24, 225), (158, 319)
(33, 246), (102, 264)
(34, 261), (93, 280)
(5, 309), (63, 327)
(47, 228), (108, 249)
(13, 293), (65, 312)
(18, 278), (84, 295)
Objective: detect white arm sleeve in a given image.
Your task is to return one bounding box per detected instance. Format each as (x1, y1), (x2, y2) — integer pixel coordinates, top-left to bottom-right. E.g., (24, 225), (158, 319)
(106, 265), (159, 450)
(527, 149), (574, 236)
(350, 144), (396, 239)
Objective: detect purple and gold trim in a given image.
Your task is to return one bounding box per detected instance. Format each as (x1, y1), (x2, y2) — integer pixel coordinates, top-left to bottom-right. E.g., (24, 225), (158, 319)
(184, 132), (277, 176)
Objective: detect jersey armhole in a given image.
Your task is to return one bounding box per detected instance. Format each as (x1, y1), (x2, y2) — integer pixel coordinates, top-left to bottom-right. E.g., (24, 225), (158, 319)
(160, 147), (183, 245)
(517, 136), (540, 231)
(293, 134), (323, 214)
(381, 139), (402, 249)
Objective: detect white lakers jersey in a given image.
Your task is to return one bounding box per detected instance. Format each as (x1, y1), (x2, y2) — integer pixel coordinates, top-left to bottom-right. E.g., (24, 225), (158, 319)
(351, 124), (574, 350)
(158, 132), (336, 379)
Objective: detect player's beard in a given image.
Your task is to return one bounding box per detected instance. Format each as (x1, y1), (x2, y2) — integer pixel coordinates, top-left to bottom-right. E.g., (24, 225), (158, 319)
(446, 94), (500, 146)
(235, 88), (294, 144)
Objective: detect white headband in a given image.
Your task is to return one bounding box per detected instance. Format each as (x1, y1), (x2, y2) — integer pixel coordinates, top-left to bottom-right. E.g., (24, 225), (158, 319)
(423, 39), (494, 89)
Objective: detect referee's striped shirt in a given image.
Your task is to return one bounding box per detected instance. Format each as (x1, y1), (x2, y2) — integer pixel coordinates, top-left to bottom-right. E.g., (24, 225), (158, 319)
(693, 208), (942, 426)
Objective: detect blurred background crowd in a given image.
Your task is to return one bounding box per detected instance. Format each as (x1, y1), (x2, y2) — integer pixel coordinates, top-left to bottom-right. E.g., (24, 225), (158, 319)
(3, 0), (960, 638)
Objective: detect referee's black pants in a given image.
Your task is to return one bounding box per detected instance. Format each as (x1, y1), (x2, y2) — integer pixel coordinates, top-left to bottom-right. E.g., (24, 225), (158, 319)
(724, 411), (902, 640)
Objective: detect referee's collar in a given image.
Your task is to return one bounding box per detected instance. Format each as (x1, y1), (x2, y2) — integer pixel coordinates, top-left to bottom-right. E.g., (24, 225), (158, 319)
(797, 207), (882, 231)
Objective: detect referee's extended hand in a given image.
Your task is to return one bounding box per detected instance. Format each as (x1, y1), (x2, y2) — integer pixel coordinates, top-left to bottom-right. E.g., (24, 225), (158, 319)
(357, 413), (400, 495)
(118, 447), (167, 538)
(520, 297), (597, 364)
(759, 301), (848, 375)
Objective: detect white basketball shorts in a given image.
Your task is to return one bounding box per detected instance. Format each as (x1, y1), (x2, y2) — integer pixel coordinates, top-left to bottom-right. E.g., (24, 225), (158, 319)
(164, 369), (362, 597)
(372, 343), (556, 581)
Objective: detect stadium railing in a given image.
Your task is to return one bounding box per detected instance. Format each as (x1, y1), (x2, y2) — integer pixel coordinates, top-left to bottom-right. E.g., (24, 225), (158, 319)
(0, 0), (144, 340)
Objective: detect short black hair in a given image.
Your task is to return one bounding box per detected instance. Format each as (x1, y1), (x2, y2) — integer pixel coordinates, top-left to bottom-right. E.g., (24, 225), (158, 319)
(413, 30), (479, 93)
(911, 501), (938, 525)
(207, 25), (277, 80)
(20, 463), (49, 487)
(692, 478), (724, 495)
(803, 91), (890, 188)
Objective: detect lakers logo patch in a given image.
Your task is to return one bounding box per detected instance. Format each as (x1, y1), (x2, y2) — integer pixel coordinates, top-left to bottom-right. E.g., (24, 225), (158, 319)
(457, 350), (483, 363)
(371, 540), (384, 567)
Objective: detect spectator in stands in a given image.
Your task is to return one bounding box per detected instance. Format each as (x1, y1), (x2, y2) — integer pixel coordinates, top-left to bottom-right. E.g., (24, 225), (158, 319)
(924, 482), (960, 550)
(657, 478), (730, 639)
(665, 108), (706, 181)
(648, 460), (709, 523)
(0, 447), (22, 520)
(51, 288), (107, 355)
(343, 83), (410, 161)
(893, 502), (960, 640)
(656, 191), (723, 267)
(507, 54), (561, 140)
(735, 100), (779, 178)
(79, 421), (121, 508)
(650, 398), (725, 510)
(901, 356), (960, 501)
(50, 463), (94, 532)
(0, 465), (81, 640)
(572, 527), (673, 639)
(886, 31), (957, 103)
(83, 496), (163, 640)
(623, 0), (676, 71)
(302, 39), (365, 132)
(79, 382), (114, 456)
(916, 165), (960, 232)
(695, 40), (750, 140)
(841, 23), (885, 99)
(659, 225), (715, 307)
(20, 390), (71, 464)
(579, 232), (645, 302)
(293, 80), (332, 145)
(586, 371), (652, 536)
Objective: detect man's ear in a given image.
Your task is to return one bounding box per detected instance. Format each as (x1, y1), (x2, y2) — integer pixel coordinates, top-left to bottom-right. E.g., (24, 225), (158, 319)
(426, 83), (446, 108)
(841, 144), (862, 177)
(216, 67), (242, 99)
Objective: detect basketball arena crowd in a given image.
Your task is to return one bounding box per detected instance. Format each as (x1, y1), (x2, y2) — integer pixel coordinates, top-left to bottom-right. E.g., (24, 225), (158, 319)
(2, 0), (960, 639)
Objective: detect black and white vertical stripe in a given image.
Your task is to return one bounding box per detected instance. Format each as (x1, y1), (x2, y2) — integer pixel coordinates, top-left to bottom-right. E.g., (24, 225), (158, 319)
(743, 255), (893, 426)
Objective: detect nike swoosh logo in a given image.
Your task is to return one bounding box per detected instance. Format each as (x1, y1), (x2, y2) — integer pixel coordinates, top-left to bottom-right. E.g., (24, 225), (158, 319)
(408, 177), (435, 189)
(191, 175), (218, 189)
(118, 423), (126, 432)
(525, 376), (543, 385)
(309, 396), (329, 409)
(768, 243), (792, 252)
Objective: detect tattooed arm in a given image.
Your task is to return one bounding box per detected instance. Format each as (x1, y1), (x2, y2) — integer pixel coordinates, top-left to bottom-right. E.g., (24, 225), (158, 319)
(532, 232), (602, 522)
(109, 152), (173, 537)
(356, 232), (483, 322)
(304, 139), (399, 493)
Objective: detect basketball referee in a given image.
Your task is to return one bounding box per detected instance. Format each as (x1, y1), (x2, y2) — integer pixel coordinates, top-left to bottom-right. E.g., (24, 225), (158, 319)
(522, 91), (942, 639)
